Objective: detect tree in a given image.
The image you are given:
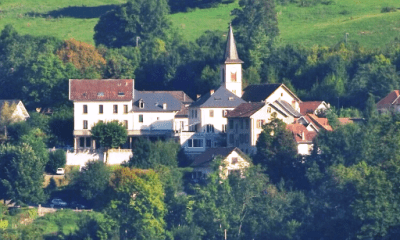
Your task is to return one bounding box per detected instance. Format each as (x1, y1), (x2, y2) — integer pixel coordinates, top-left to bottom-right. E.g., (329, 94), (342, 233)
(90, 121), (127, 150)
(0, 144), (46, 204)
(74, 161), (111, 208)
(254, 117), (304, 187)
(45, 149), (66, 174)
(0, 101), (19, 140)
(94, 0), (171, 48)
(232, 0), (278, 68)
(56, 38), (106, 78)
(107, 167), (166, 239)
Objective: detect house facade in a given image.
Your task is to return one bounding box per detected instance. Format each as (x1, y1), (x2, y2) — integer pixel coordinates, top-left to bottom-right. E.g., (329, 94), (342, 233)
(191, 147), (250, 179)
(377, 90), (400, 113)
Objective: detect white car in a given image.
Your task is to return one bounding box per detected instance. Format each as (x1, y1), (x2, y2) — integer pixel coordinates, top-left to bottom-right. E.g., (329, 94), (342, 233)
(56, 168), (65, 175)
(51, 198), (67, 207)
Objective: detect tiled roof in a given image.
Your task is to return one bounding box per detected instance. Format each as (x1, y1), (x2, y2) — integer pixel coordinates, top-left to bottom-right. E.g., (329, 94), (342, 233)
(191, 147), (245, 167)
(69, 79), (134, 101)
(132, 91), (181, 112)
(377, 90), (400, 108)
(175, 104), (189, 118)
(140, 91), (193, 103)
(225, 102), (265, 118)
(190, 86), (246, 108)
(338, 118), (353, 124)
(286, 124), (318, 143)
(300, 101), (324, 115)
(242, 83), (282, 102)
(274, 100), (302, 117)
(306, 114), (333, 131)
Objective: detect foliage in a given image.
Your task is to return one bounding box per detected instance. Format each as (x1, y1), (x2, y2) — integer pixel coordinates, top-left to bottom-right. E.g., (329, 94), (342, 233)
(107, 167), (166, 239)
(57, 38), (106, 78)
(48, 106), (74, 146)
(94, 0), (171, 48)
(45, 149), (66, 174)
(74, 161), (111, 207)
(0, 143), (46, 204)
(0, 101), (19, 139)
(90, 121), (127, 149)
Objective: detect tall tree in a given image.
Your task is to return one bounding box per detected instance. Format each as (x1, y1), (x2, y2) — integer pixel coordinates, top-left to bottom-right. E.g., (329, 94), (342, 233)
(94, 0), (171, 48)
(107, 168), (166, 239)
(0, 143), (46, 204)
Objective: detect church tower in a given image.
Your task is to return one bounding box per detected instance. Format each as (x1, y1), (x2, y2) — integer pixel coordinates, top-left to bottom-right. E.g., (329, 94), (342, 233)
(221, 24), (243, 98)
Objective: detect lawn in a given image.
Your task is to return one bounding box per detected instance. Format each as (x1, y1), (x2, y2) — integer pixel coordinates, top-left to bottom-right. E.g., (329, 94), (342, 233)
(0, 0), (399, 48)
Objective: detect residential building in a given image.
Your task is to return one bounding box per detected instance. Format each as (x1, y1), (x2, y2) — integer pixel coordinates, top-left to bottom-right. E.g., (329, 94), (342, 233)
(286, 123), (317, 155)
(377, 90), (400, 113)
(191, 147), (250, 179)
(299, 101), (330, 116)
(0, 100), (30, 122)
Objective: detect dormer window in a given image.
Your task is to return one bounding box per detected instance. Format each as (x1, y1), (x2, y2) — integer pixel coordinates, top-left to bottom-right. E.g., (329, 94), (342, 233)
(97, 92), (104, 97)
(229, 97), (234, 101)
(139, 99), (144, 109)
(163, 103), (167, 110)
(118, 92), (125, 97)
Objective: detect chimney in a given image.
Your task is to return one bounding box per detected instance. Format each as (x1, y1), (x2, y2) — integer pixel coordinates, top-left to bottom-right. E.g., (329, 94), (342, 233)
(210, 89), (215, 95)
(163, 103), (167, 110)
(301, 131), (305, 141)
(197, 94), (201, 100)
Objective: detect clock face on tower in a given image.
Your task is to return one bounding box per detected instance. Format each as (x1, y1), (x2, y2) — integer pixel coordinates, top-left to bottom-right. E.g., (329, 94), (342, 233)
(231, 72), (237, 82)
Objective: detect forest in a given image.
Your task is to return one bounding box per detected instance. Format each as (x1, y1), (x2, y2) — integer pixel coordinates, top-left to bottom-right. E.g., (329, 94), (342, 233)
(1, 0), (400, 239)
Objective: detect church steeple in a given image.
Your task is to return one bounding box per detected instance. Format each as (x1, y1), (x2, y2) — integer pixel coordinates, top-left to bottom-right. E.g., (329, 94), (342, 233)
(221, 24), (243, 98)
(224, 23), (243, 64)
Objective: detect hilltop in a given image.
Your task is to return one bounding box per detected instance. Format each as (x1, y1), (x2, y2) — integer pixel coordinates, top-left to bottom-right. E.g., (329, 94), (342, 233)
(0, 0), (399, 48)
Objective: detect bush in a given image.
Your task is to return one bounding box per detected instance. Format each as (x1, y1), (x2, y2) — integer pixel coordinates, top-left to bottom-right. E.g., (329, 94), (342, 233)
(46, 149), (66, 174)
(381, 6), (397, 13)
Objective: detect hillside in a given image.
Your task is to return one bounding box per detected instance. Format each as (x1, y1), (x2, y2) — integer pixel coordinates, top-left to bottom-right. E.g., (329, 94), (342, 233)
(0, 0), (399, 48)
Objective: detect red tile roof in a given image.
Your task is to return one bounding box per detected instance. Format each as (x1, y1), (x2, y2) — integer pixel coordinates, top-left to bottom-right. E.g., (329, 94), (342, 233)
(300, 101), (324, 115)
(338, 118), (353, 124)
(69, 79), (134, 101)
(306, 114), (333, 131)
(377, 90), (400, 108)
(225, 102), (265, 118)
(286, 123), (318, 143)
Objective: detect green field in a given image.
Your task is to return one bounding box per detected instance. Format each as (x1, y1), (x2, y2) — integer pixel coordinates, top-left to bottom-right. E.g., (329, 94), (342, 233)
(0, 0), (399, 48)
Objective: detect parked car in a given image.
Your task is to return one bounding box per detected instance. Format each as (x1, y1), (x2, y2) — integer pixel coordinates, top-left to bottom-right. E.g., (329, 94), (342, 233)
(50, 198), (67, 207)
(56, 168), (65, 175)
(70, 201), (86, 209)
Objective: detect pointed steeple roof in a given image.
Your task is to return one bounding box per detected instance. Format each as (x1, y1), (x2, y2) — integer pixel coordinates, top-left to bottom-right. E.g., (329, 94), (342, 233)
(223, 24), (244, 64)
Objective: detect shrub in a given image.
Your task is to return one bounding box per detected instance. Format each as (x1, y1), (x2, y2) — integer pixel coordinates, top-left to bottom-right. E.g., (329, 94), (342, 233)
(381, 6), (397, 13)
(46, 149), (66, 174)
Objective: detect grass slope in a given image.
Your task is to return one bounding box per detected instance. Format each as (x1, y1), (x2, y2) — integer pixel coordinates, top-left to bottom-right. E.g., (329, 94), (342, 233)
(0, 0), (399, 48)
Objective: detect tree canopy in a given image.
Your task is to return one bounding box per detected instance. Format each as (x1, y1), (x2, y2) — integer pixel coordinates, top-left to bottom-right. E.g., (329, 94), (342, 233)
(90, 121), (127, 149)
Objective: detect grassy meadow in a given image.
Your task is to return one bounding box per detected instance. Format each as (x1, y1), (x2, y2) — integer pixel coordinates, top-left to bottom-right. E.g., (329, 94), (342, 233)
(0, 0), (399, 48)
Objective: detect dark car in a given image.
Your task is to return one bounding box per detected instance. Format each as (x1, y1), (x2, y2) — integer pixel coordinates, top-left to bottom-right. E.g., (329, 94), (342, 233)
(70, 201), (86, 209)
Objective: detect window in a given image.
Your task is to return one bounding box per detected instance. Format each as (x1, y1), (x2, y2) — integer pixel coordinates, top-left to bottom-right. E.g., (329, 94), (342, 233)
(209, 110), (214, 117)
(83, 120), (88, 129)
(245, 134), (249, 143)
(267, 107), (271, 113)
(97, 92), (104, 97)
(240, 119), (244, 129)
(223, 110), (228, 116)
(139, 100), (144, 109)
(245, 119), (249, 129)
(257, 120), (264, 128)
(206, 139), (212, 148)
(229, 97), (234, 101)
(195, 110), (197, 118)
(113, 105), (118, 114)
(231, 157), (238, 164)
(79, 138), (84, 148)
(188, 139), (204, 148)
(124, 120), (128, 129)
(231, 72), (237, 82)
(229, 134), (234, 144)
(124, 105), (128, 114)
(83, 105), (88, 114)
(281, 93), (283, 97)
(99, 105), (103, 114)
(206, 124), (214, 133)
(232, 90), (236, 95)
(86, 137), (91, 148)
(222, 124), (227, 133)
(139, 114), (143, 123)
(118, 92), (125, 96)
(229, 119), (234, 129)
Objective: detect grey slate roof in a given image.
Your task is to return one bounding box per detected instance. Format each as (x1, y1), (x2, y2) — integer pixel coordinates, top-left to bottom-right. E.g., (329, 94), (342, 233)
(132, 91), (182, 112)
(241, 83), (282, 102)
(190, 86), (246, 108)
(274, 100), (302, 118)
(191, 147), (246, 167)
(223, 24), (244, 64)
